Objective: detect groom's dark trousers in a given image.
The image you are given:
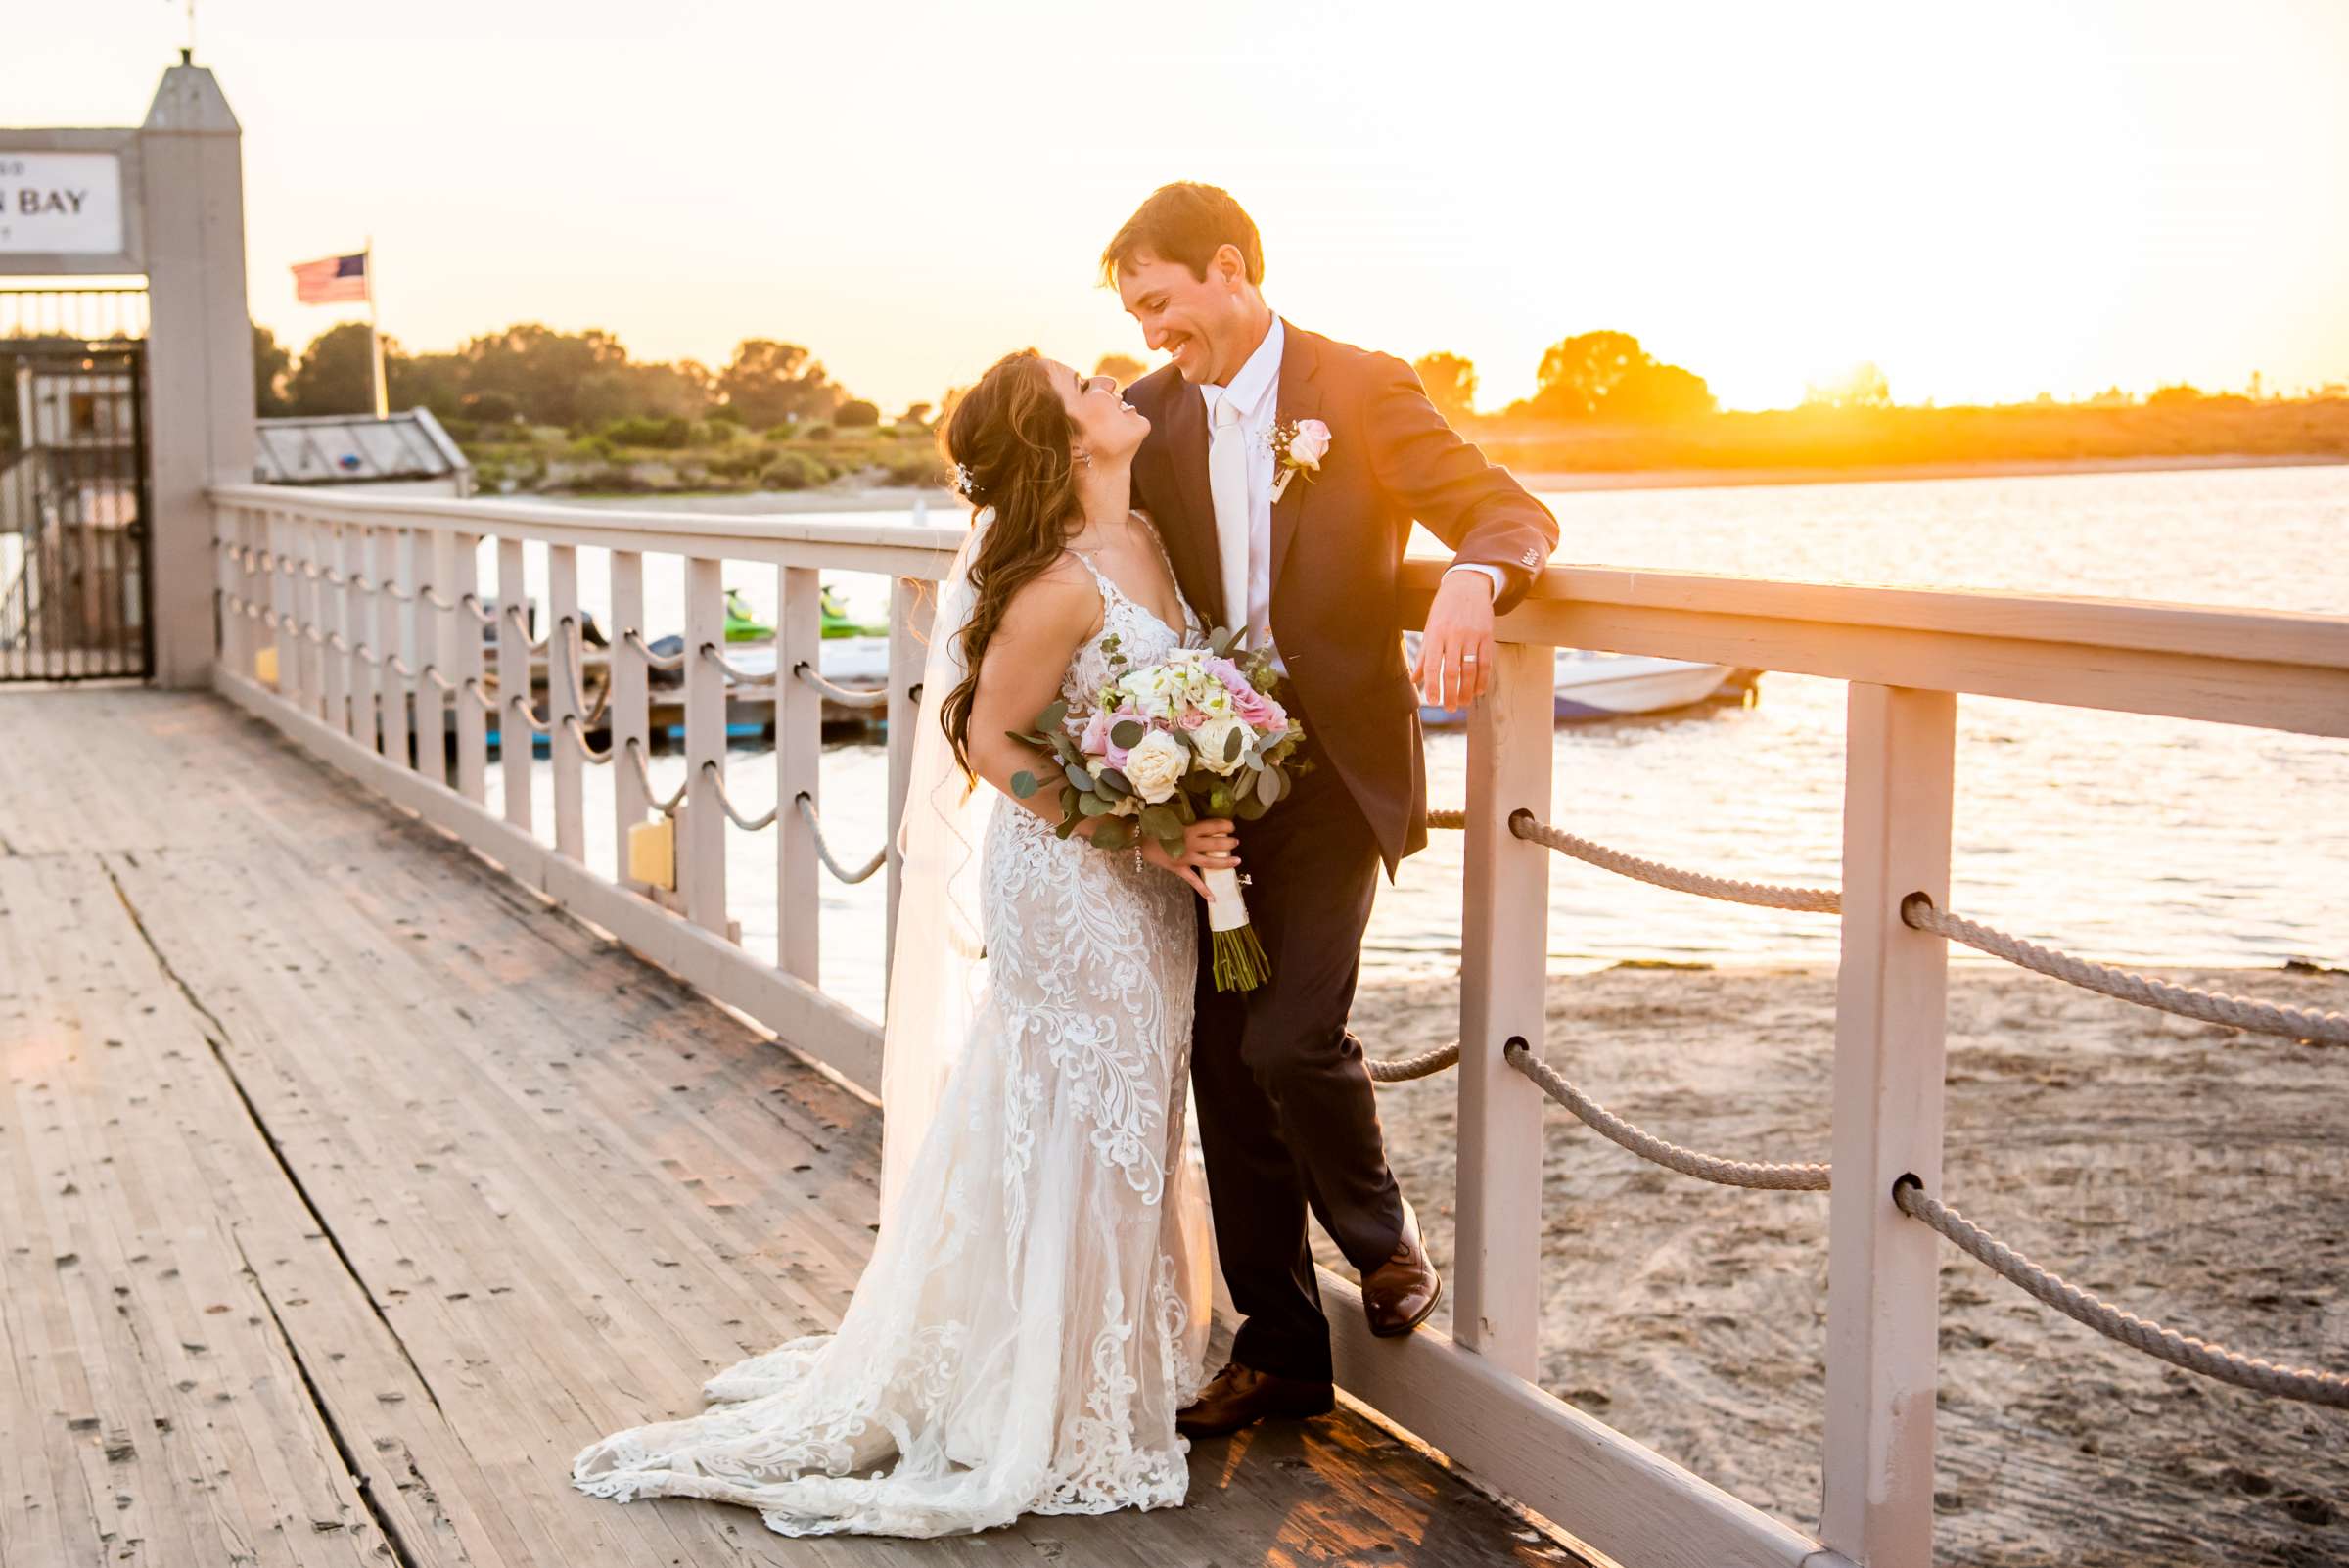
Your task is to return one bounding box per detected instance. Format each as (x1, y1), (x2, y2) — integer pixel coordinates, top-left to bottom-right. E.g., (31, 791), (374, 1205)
(1189, 692), (1400, 1385)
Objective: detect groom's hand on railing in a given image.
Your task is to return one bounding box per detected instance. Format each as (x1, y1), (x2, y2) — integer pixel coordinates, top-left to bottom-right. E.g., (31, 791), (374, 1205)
(1413, 569), (1498, 708)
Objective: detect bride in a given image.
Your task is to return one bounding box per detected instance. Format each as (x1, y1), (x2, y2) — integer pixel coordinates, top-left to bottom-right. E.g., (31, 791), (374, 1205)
(572, 349), (1236, 1537)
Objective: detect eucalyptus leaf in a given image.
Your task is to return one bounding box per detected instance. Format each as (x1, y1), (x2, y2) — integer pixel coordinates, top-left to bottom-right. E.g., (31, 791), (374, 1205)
(1079, 792), (1112, 818)
(1110, 719), (1145, 749)
(1091, 817), (1132, 850)
(1234, 793), (1269, 820)
(1062, 762), (1094, 793)
(1010, 770), (1038, 799)
(1209, 627), (1235, 658)
(1255, 766), (1281, 808)
(1037, 697), (1069, 731)
(1096, 768), (1131, 799)
(1140, 805), (1182, 840)
(1223, 727), (1244, 762)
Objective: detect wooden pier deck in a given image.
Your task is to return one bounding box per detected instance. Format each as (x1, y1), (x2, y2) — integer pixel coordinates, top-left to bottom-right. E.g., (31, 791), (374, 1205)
(0, 687), (1577, 1568)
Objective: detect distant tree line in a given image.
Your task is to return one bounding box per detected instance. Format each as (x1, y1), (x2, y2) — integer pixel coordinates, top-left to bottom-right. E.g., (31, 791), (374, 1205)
(253, 321), (896, 437)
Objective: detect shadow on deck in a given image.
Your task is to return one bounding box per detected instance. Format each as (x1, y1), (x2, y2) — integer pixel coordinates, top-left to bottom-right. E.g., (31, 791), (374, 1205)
(0, 688), (1581, 1567)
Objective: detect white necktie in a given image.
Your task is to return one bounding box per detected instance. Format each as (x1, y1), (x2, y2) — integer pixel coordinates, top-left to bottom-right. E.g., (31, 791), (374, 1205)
(1208, 392), (1251, 645)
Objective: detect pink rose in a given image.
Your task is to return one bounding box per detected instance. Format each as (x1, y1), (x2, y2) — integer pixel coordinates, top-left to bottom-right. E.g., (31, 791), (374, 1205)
(1233, 686), (1283, 730)
(1080, 706), (1112, 758)
(1177, 707), (1208, 731)
(1286, 418), (1331, 470)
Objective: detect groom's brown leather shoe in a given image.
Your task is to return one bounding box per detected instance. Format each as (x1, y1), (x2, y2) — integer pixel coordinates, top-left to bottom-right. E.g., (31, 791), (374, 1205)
(1361, 1198), (1442, 1337)
(1174, 1361), (1336, 1439)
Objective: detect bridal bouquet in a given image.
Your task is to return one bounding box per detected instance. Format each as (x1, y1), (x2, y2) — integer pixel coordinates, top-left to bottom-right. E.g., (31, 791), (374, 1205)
(1008, 628), (1305, 991)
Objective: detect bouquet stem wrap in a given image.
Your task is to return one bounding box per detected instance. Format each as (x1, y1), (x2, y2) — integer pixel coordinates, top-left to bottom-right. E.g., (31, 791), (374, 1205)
(1204, 866), (1269, 992)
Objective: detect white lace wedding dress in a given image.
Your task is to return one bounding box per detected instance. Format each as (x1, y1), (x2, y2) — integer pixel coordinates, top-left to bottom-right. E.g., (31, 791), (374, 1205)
(573, 545), (1214, 1538)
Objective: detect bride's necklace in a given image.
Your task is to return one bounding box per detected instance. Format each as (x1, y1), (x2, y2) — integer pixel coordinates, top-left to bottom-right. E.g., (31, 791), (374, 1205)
(1067, 511), (1137, 556)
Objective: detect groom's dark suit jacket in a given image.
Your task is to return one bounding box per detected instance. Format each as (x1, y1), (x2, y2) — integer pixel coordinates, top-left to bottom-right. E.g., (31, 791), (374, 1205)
(1126, 321), (1560, 875)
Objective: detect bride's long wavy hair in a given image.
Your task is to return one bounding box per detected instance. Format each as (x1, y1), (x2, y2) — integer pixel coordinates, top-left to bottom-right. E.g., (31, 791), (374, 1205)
(937, 349), (1083, 778)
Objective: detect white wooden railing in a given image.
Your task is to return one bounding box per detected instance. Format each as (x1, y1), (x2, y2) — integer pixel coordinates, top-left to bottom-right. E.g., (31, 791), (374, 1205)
(207, 483), (2349, 1568)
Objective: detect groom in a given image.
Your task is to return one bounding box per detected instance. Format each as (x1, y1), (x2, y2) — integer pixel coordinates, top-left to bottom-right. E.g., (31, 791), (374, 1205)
(1104, 183), (1559, 1437)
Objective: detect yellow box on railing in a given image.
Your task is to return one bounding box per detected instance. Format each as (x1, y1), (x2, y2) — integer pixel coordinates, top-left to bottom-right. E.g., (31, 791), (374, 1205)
(628, 816), (675, 890)
(255, 646), (278, 686)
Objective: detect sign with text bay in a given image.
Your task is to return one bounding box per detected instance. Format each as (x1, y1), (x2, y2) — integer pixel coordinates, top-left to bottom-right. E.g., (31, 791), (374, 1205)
(0, 152), (126, 256)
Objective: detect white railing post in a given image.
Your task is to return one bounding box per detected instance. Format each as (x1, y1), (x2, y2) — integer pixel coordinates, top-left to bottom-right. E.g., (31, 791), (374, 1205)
(345, 525), (375, 748)
(212, 504), (239, 674)
(300, 516), (326, 717)
(496, 538), (531, 828)
(319, 520), (347, 733)
(1821, 682), (1957, 1568)
(1453, 639), (1554, 1379)
(777, 565), (821, 984)
(682, 556), (729, 935)
(452, 532), (486, 802)
(549, 544), (584, 861)
(423, 528), (461, 790)
(272, 511), (301, 707)
(884, 575), (931, 993)
(376, 528), (408, 768)
(611, 550), (648, 876)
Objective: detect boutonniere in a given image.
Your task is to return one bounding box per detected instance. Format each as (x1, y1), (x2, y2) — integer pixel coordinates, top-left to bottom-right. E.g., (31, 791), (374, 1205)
(1267, 418), (1331, 503)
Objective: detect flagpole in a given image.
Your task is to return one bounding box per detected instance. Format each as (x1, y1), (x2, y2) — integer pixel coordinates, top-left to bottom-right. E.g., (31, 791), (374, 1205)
(365, 235), (389, 419)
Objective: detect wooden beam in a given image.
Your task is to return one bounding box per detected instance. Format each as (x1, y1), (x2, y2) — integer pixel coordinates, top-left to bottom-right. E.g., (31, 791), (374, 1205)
(1820, 683), (1958, 1568)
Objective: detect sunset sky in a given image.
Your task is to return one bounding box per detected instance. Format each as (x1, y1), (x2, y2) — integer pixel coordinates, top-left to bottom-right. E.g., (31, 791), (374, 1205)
(19, 0), (2349, 413)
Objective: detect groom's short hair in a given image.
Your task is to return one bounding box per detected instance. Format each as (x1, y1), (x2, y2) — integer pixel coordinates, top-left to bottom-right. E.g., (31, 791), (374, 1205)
(1100, 183), (1265, 288)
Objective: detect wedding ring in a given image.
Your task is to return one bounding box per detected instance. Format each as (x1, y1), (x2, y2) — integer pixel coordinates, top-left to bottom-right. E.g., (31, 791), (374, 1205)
(1462, 653), (1479, 663)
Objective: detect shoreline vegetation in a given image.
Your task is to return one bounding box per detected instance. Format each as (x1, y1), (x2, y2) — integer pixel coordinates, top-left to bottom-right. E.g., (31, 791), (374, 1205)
(240, 319), (2349, 506)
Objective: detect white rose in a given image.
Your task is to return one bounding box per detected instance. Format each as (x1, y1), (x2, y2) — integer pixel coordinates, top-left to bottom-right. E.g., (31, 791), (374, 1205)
(1287, 418), (1332, 469)
(1192, 715), (1250, 775)
(1122, 730), (1190, 804)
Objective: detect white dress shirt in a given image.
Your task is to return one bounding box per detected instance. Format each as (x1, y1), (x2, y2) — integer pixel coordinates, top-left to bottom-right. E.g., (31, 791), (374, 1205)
(1199, 316), (1503, 666)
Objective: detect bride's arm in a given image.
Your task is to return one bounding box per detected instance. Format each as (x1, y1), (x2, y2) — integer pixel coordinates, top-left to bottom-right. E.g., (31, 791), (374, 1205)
(963, 564), (1108, 832)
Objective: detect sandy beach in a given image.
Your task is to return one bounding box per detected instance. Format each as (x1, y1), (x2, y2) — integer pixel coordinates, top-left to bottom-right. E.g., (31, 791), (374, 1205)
(1327, 964), (2347, 1568)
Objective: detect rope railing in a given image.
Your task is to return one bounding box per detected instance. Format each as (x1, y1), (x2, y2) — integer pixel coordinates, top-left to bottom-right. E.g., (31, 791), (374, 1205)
(700, 762), (778, 831)
(1893, 1178), (2348, 1407)
(502, 604), (552, 654)
(792, 661), (889, 709)
(1503, 1038), (1833, 1190)
(1435, 807), (2336, 1044)
(795, 793), (887, 883)
(553, 617), (614, 726)
(1902, 895), (2349, 1046)
(1366, 1040), (1461, 1082)
(624, 737), (687, 816)
(623, 628), (686, 671)
(563, 713), (614, 764)
(700, 641), (765, 686)
(506, 692), (551, 733)
(1502, 808), (1841, 914)
(458, 592), (499, 626)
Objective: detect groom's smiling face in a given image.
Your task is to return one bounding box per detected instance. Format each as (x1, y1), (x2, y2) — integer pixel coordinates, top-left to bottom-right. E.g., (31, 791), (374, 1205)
(1114, 246), (1262, 389)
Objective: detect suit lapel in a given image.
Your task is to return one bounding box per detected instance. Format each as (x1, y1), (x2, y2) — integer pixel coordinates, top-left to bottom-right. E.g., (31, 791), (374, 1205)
(1268, 321), (1322, 597)
(1157, 381), (1224, 628)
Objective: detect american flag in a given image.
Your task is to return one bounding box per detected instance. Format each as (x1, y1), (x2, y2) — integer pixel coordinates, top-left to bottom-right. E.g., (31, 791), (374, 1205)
(292, 252), (369, 304)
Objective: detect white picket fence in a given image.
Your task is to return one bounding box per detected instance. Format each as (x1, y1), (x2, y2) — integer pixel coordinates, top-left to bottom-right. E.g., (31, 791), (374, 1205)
(207, 482), (2349, 1568)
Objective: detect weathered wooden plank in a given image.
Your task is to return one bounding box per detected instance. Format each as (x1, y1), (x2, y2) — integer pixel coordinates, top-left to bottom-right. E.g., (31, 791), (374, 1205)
(3, 686), (1584, 1568)
(0, 854), (381, 1567)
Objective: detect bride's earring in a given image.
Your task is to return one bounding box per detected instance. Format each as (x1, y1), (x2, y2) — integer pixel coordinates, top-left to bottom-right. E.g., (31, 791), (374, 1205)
(1073, 449), (1093, 469)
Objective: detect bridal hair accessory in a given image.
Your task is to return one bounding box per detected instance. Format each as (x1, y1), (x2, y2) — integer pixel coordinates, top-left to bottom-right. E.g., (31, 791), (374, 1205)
(1267, 417), (1331, 503)
(951, 461), (982, 501)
